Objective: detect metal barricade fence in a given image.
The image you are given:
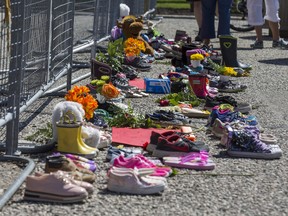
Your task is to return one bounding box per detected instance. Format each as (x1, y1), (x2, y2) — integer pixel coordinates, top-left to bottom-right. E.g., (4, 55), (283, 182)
(0, 0), (74, 155)
(0, 0), (157, 208)
(0, 0), (157, 155)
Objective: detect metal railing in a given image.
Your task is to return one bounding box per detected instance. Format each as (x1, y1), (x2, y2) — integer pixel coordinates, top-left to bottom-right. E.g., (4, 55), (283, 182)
(0, 0), (158, 209)
(0, 0), (158, 155)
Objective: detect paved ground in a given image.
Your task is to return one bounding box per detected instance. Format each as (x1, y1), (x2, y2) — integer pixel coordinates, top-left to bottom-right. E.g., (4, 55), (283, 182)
(1, 14), (288, 216)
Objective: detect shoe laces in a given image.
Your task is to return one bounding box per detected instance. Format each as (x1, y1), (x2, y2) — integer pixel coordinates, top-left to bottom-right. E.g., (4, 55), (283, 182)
(231, 130), (270, 153)
(53, 171), (75, 185)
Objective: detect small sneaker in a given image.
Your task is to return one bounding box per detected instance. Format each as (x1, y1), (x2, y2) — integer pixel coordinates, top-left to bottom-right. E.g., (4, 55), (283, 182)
(214, 80), (247, 93)
(152, 134), (209, 158)
(205, 95), (252, 114)
(123, 57), (151, 71)
(146, 130), (176, 153)
(272, 38), (288, 49)
(24, 172), (88, 203)
(106, 145), (143, 162)
(107, 168), (166, 195)
(112, 155), (172, 177)
(225, 125), (282, 159)
(250, 40), (263, 49)
(207, 105), (258, 128)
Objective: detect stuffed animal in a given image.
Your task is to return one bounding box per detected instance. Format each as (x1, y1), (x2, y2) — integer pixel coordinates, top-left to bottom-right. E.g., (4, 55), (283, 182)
(51, 101), (100, 148)
(117, 15), (154, 55)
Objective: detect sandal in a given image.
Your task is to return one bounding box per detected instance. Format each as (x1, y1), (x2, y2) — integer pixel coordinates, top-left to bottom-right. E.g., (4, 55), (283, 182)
(123, 90), (143, 98)
(163, 151), (215, 170)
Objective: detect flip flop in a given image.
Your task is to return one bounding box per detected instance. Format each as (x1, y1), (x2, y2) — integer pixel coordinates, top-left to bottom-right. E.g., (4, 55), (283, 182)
(163, 151), (215, 170)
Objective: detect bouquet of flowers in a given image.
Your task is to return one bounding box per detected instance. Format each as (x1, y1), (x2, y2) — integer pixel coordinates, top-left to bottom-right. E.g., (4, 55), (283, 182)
(207, 58), (245, 77)
(190, 53), (205, 61)
(124, 37), (146, 60)
(89, 75), (120, 100)
(65, 86), (98, 120)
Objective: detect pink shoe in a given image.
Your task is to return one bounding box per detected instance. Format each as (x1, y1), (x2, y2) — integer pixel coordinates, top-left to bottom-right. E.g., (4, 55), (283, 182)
(24, 172), (88, 203)
(113, 155), (171, 177)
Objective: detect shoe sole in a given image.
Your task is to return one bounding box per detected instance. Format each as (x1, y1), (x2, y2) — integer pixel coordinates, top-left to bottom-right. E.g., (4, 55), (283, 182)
(107, 184), (165, 195)
(57, 150), (97, 160)
(24, 190), (87, 203)
(218, 88), (246, 93)
(227, 149), (282, 159)
(152, 149), (194, 158)
(163, 159), (215, 170)
(146, 143), (157, 153)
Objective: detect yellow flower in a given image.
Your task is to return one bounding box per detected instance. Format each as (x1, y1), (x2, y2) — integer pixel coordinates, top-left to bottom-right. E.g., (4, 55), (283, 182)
(190, 53), (204, 60)
(124, 38), (146, 56)
(223, 67), (238, 76)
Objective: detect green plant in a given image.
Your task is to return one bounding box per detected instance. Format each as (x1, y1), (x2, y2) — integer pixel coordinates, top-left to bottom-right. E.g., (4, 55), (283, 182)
(25, 122), (53, 144)
(107, 102), (159, 128)
(95, 38), (124, 73)
(157, 0), (190, 9)
(156, 83), (203, 107)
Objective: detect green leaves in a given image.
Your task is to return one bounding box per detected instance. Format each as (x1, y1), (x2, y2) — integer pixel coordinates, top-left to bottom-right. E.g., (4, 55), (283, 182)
(96, 38), (124, 72)
(156, 91), (203, 107)
(25, 122), (53, 144)
(107, 102), (159, 128)
(107, 102), (146, 128)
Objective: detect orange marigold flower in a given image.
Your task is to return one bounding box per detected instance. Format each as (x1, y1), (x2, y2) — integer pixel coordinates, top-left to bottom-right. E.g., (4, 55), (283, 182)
(65, 85), (98, 120)
(101, 83), (120, 99)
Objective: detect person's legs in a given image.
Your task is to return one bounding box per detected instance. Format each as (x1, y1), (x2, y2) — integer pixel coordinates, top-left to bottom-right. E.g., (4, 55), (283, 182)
(193, 0), (202, 41)
(255, 26), (263, 42)
(247, 0), (264, 48)
(264, 0), (288, 48)
(264, 0), (280, 41)
(201, 0), (217, 45)
(194, 1), (202, 28)
(217, 0), (232, 36)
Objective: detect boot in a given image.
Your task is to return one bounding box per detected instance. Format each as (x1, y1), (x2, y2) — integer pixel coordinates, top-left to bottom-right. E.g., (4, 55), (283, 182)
(91, 58), (112, 80)
(181, 44), (198, 66)
(56, 113), (98, 159)
(188, 74), (209, 98)
(219, 35), (252, 70)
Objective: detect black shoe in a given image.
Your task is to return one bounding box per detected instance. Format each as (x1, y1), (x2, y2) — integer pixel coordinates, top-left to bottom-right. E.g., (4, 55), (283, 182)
(195, 35), (202, 42)
(123, 57), (151, 71)
(121, 65), (139, 80)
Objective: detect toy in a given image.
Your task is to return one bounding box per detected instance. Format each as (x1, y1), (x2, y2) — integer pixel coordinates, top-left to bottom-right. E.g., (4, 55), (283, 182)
(117, 15), (154, 55)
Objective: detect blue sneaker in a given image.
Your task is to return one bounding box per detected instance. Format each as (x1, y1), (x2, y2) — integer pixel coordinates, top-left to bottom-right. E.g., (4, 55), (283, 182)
(106, 146), (143, 163)
(207, 105), (257, 127)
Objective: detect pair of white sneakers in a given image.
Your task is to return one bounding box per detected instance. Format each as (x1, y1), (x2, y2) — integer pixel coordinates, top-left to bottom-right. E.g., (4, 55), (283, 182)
(107, 167), (168, 195)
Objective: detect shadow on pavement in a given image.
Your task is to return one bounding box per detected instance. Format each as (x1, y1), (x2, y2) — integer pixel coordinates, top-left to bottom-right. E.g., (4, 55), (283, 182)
(258, 58), (288, 66)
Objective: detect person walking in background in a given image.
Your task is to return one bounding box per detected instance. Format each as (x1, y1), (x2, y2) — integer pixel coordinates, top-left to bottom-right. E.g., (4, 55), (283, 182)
(247, 0), (288, 49)
(200, 0), (233, 46)
(187, 0), (202, 41)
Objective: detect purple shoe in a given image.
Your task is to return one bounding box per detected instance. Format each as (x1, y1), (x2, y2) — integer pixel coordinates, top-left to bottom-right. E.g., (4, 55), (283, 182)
(225, 125), (282, 159)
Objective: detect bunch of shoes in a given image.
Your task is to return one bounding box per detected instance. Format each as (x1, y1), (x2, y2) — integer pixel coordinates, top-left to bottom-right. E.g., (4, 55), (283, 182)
(145, 110), (193, 126)
(207, 104), (282, 159)
(24, 153), (97, 203)
(143, 128), (215, 170)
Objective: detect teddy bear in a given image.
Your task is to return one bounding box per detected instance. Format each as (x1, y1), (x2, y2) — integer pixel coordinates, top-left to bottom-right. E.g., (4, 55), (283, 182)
(117, 15), (154, 55)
